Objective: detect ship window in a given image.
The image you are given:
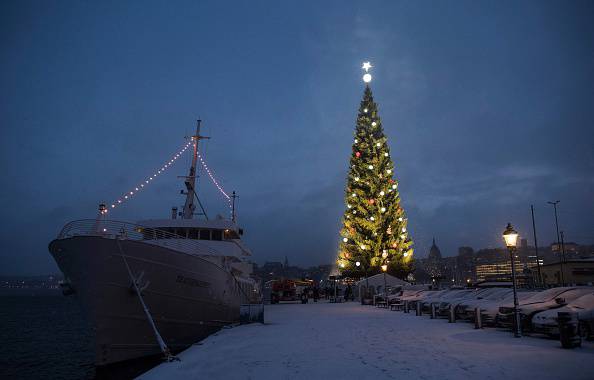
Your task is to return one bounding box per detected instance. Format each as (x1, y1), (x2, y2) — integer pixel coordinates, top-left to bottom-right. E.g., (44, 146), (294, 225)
(224, 229), (240, 239)
(189, 228), (199, 239)
(200, 229), (211, 240)
(212, 229), (222, 241)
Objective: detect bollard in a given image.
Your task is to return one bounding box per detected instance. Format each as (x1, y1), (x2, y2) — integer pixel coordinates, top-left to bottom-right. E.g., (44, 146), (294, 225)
(404, 300), (409, 313)
(474, 307), (482, 329)
(416, 302), (422, 316)
(558, 312), (581, 349)
(430, 303), (436, 319)
(448, 303), (456, 323)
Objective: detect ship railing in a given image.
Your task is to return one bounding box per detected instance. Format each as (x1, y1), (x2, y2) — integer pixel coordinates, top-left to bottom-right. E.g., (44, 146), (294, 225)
(57, 219), (222, 256)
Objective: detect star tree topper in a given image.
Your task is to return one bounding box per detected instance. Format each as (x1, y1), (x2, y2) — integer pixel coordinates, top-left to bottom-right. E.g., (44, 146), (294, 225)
(362, 61), (373, 83)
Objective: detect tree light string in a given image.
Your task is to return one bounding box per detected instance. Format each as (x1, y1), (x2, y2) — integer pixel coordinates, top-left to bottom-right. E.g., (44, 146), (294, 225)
(196, 151), (232, 209)
(101, 140), (193, 214)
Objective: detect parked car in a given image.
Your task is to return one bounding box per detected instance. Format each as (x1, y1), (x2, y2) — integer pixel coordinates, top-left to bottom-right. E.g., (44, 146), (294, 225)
(456, 288), (512, 320)
(497, 287), (593, 331)
(480, 291), (538, 326)
(404, 290), (445, 311)
(421, 289), (471, 313)
(435, 289), (479, 316)
(532, 291), (594, 338)
(387, 289), (424, 304)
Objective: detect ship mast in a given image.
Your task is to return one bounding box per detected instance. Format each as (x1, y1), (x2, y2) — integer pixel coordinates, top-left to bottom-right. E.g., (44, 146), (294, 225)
(181, 120), (209, 219)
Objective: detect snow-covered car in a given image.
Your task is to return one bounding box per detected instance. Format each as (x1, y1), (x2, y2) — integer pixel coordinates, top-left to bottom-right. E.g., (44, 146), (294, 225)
(404, 290), (445, 311)
(455, 288), (512, 320)
(387, 289), (424, 304)
(435, 289), (479, 316)
(497, 287), (594, 331)
(420, 289), (470, 313)
(532, 291), (594, 338)
(479, 292), (538, 326)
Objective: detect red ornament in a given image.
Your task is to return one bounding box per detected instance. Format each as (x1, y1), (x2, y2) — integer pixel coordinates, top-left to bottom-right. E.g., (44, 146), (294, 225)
(355, 152), (361, 158)
(369, 199), (375, 205)
(389, 179), (394, 183)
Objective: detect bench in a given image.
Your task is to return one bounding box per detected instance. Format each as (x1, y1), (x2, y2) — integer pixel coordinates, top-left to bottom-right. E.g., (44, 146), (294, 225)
(376, 301), (388, 308)
(390, 302), (404, 311)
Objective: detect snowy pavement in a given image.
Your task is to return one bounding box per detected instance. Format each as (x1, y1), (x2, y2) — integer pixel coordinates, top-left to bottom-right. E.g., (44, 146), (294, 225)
(139, 301), (594, 380)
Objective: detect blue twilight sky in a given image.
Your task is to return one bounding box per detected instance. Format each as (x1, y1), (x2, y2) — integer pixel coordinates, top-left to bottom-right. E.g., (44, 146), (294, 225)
(1, 1), (593, 275)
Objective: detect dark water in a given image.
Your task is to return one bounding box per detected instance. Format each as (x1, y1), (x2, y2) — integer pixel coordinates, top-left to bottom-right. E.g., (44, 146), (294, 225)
(0, 293), (95, 380)
(0, 292), (165, 380)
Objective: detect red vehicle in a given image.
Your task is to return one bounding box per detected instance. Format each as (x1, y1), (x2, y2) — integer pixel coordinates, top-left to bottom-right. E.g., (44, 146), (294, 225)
(269, 279), (312, 304)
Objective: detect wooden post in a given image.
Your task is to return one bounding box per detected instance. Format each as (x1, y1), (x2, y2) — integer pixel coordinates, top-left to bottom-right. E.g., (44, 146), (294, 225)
(474, 307), (482, 329)
(448, 303), (456, 323)
(558, 312), (581, 348)
(430, 303), (436, 319)
(416, 302), (422, 316)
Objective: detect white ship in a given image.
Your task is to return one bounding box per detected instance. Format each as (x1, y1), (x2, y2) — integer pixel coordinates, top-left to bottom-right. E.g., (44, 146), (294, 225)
(48, 121), (259, 366)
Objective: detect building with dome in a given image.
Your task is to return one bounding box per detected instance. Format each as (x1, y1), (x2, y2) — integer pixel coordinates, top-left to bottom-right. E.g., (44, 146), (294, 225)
(425, 238), (443, 279)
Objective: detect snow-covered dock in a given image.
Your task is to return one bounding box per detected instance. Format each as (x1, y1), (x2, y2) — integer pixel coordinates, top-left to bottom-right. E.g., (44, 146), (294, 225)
(138, 302), (594, 380)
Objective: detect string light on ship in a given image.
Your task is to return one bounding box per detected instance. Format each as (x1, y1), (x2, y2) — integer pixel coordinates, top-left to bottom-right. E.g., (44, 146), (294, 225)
(196, 152), (232, 210)
(99, 140), (193, 215)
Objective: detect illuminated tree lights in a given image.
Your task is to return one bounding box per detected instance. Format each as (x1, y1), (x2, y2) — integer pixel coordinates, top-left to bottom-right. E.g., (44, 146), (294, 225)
(336, 64), (414, 278)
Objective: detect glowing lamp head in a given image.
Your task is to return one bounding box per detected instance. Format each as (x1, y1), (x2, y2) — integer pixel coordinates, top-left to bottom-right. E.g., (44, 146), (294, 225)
(363, 73), (372, 83)
(381, 264), (388, 272)
(343, 237), (348, 243)
(355, 261), (361, 267)
(502, 223), (519, 248)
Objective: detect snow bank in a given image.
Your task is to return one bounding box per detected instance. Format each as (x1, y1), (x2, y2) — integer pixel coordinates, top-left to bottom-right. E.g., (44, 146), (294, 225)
(138, 302), (594, 380)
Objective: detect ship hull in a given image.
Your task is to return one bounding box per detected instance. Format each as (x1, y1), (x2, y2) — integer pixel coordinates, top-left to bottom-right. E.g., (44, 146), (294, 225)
(49, 236), (241, 366)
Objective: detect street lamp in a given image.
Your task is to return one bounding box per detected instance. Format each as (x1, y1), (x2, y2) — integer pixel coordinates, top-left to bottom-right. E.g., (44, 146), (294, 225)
(381, 264), (388, 300)
(503, 223), (521, 338)
(547, 200), (565, 285)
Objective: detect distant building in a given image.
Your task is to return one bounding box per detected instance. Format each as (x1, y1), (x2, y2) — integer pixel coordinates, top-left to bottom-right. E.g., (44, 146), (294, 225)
(254, 262), (332, 284)
(456, 247), (476, 283)
(475, 248), (522, 283)
(425, 238), (443, 279)
(550, 242), (594, 261)
(260, 262), (283, 276)
(540, 259), (594, 286)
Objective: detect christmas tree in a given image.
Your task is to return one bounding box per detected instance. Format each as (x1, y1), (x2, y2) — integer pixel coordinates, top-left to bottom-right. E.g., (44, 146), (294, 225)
(336, 63), (413, 279)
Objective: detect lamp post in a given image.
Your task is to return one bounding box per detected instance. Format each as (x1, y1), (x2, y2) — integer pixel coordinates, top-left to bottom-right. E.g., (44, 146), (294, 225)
(503, 223), (521, 338)
(381, 250), (389, 298)
(381, 264), (388, 300)
(547, 200), (564, 286)
(355, 260), (369, 304)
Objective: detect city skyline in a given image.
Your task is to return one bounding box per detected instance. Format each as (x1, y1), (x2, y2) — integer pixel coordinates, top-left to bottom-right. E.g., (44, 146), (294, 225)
(2, 1), (594, 275)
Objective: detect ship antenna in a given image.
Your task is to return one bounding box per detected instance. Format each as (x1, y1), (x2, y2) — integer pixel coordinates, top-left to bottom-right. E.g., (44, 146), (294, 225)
(180, 119), (210, 219)
(231, 191), (239, 222)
